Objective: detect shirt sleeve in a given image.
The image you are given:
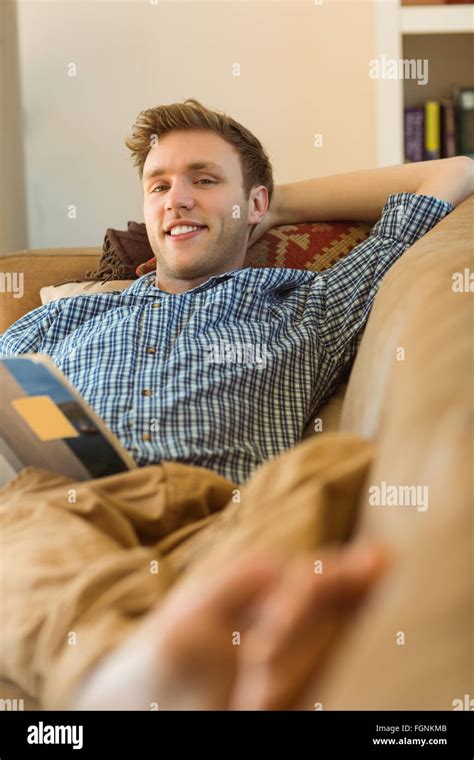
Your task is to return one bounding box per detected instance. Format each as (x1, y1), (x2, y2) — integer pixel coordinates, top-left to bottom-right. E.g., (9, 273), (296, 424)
(0, 300), (65, 356)
(308, 192), (454, 365)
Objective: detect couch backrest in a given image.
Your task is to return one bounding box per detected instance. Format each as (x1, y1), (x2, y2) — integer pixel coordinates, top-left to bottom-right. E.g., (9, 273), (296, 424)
(340, 196), (472, 435)
(0, 248), (101, 333)
(339, 195), (472, 543)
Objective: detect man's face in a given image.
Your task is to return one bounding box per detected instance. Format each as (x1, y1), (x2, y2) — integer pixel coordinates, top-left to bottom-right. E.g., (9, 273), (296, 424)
(142, 129), (268, 293)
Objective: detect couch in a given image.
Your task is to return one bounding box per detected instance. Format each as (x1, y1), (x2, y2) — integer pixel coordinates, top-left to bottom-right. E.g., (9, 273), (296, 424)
(0, 195), (472, 710)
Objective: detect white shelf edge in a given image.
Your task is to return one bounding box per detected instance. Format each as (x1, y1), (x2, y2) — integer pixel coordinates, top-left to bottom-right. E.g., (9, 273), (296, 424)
(401, 5), (474, 34)
(375, 0), (404, 166)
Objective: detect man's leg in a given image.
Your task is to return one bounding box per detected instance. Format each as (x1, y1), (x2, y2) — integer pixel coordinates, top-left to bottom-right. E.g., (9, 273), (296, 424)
(159, 432), (374, 582)
(69, 432), (377, 710)
(0, 461), (235, 708)
(0, 432), (374, 710)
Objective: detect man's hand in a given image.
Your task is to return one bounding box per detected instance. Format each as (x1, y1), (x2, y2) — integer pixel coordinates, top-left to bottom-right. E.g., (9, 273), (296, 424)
(70, 543), (390, 711)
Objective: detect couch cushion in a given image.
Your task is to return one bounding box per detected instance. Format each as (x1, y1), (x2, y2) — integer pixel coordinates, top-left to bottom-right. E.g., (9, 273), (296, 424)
(40, 280), (133, 305)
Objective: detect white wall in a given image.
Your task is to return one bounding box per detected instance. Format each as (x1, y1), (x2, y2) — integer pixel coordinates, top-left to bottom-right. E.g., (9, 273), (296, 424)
(3, 0), (377, 253)
(0, 0), (28, 255)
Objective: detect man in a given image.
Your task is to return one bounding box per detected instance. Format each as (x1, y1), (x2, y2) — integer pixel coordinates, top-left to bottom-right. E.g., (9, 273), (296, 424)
(0, 101), (474, 705)
(0, 99), (472, 484)
(0, 101), (473, 483)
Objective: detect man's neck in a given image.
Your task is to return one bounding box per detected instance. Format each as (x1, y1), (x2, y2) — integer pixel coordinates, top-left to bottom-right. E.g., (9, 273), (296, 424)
(154, 266), (244, 294)
(153, 274), (212, 295)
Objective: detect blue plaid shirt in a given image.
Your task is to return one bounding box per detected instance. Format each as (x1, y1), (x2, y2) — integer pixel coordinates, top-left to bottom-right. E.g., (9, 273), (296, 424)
(0, 192), (453, 483)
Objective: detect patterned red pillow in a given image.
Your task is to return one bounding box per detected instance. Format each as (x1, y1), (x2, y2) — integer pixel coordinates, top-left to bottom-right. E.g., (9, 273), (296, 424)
(135, 220), (373, 278)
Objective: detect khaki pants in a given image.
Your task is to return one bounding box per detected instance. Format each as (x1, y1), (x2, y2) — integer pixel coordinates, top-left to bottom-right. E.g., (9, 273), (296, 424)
(0, 433), (372, 709)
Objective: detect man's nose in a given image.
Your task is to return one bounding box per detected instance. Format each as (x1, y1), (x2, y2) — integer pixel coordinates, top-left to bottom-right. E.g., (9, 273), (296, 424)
(165, 182), (195, 210)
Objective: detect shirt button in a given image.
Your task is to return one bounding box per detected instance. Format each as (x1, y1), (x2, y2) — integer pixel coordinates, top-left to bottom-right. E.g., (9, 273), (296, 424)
(152, 302), (161, 309)
(146, 347), (156, 354)
(141, 433), (151, 442)
(142, 389), (153, 397)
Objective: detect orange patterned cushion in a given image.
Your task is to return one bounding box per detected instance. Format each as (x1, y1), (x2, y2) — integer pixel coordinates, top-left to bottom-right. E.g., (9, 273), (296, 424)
(135, 220), (373, 278)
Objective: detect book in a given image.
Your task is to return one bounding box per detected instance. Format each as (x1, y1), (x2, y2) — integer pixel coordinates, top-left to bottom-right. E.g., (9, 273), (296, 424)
(454, 87), (474, 159)
(404, 106), (425, 162)
(440, 98), (457, 158)
(0, 353), (137, 482)
(424, 101), (441, 160)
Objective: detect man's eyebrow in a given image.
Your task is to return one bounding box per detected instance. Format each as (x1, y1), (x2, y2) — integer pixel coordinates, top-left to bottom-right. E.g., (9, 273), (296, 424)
(143, 161), (226, 182)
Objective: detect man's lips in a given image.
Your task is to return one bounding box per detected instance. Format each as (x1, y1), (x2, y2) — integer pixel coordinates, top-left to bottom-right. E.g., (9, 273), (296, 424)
(165, 226), (208, 242)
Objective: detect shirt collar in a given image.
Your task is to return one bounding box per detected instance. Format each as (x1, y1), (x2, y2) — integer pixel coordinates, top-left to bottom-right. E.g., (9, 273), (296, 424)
(126, 268), (245, 297)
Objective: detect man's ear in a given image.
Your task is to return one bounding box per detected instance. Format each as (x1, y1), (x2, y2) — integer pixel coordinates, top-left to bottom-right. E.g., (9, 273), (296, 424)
(250, 185), (270, 223)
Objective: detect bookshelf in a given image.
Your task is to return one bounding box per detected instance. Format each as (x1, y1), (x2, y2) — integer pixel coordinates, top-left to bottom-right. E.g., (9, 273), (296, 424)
(374, 1), (474, 166)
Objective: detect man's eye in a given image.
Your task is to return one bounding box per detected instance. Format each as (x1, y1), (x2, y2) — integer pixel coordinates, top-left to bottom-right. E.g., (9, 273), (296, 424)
(152, 179), (216, 193)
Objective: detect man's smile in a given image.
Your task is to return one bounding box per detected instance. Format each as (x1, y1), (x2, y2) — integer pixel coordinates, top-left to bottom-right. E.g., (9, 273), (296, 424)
(165, 226), (209, 242)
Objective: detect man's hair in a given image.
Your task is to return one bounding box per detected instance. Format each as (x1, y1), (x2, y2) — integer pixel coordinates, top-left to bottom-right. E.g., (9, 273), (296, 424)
(125, 98), (274, 205)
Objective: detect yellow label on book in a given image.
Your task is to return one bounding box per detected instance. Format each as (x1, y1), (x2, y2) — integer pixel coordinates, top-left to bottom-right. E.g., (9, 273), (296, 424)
(11, 396), (79, 441)
(425, 101), (440, 154)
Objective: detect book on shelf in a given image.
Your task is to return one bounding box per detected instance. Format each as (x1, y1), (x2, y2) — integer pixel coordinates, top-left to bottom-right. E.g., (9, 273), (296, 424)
(404, 87), (474, 161)
(0, 353), (138, 482)
(454, 87), (474, 159)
